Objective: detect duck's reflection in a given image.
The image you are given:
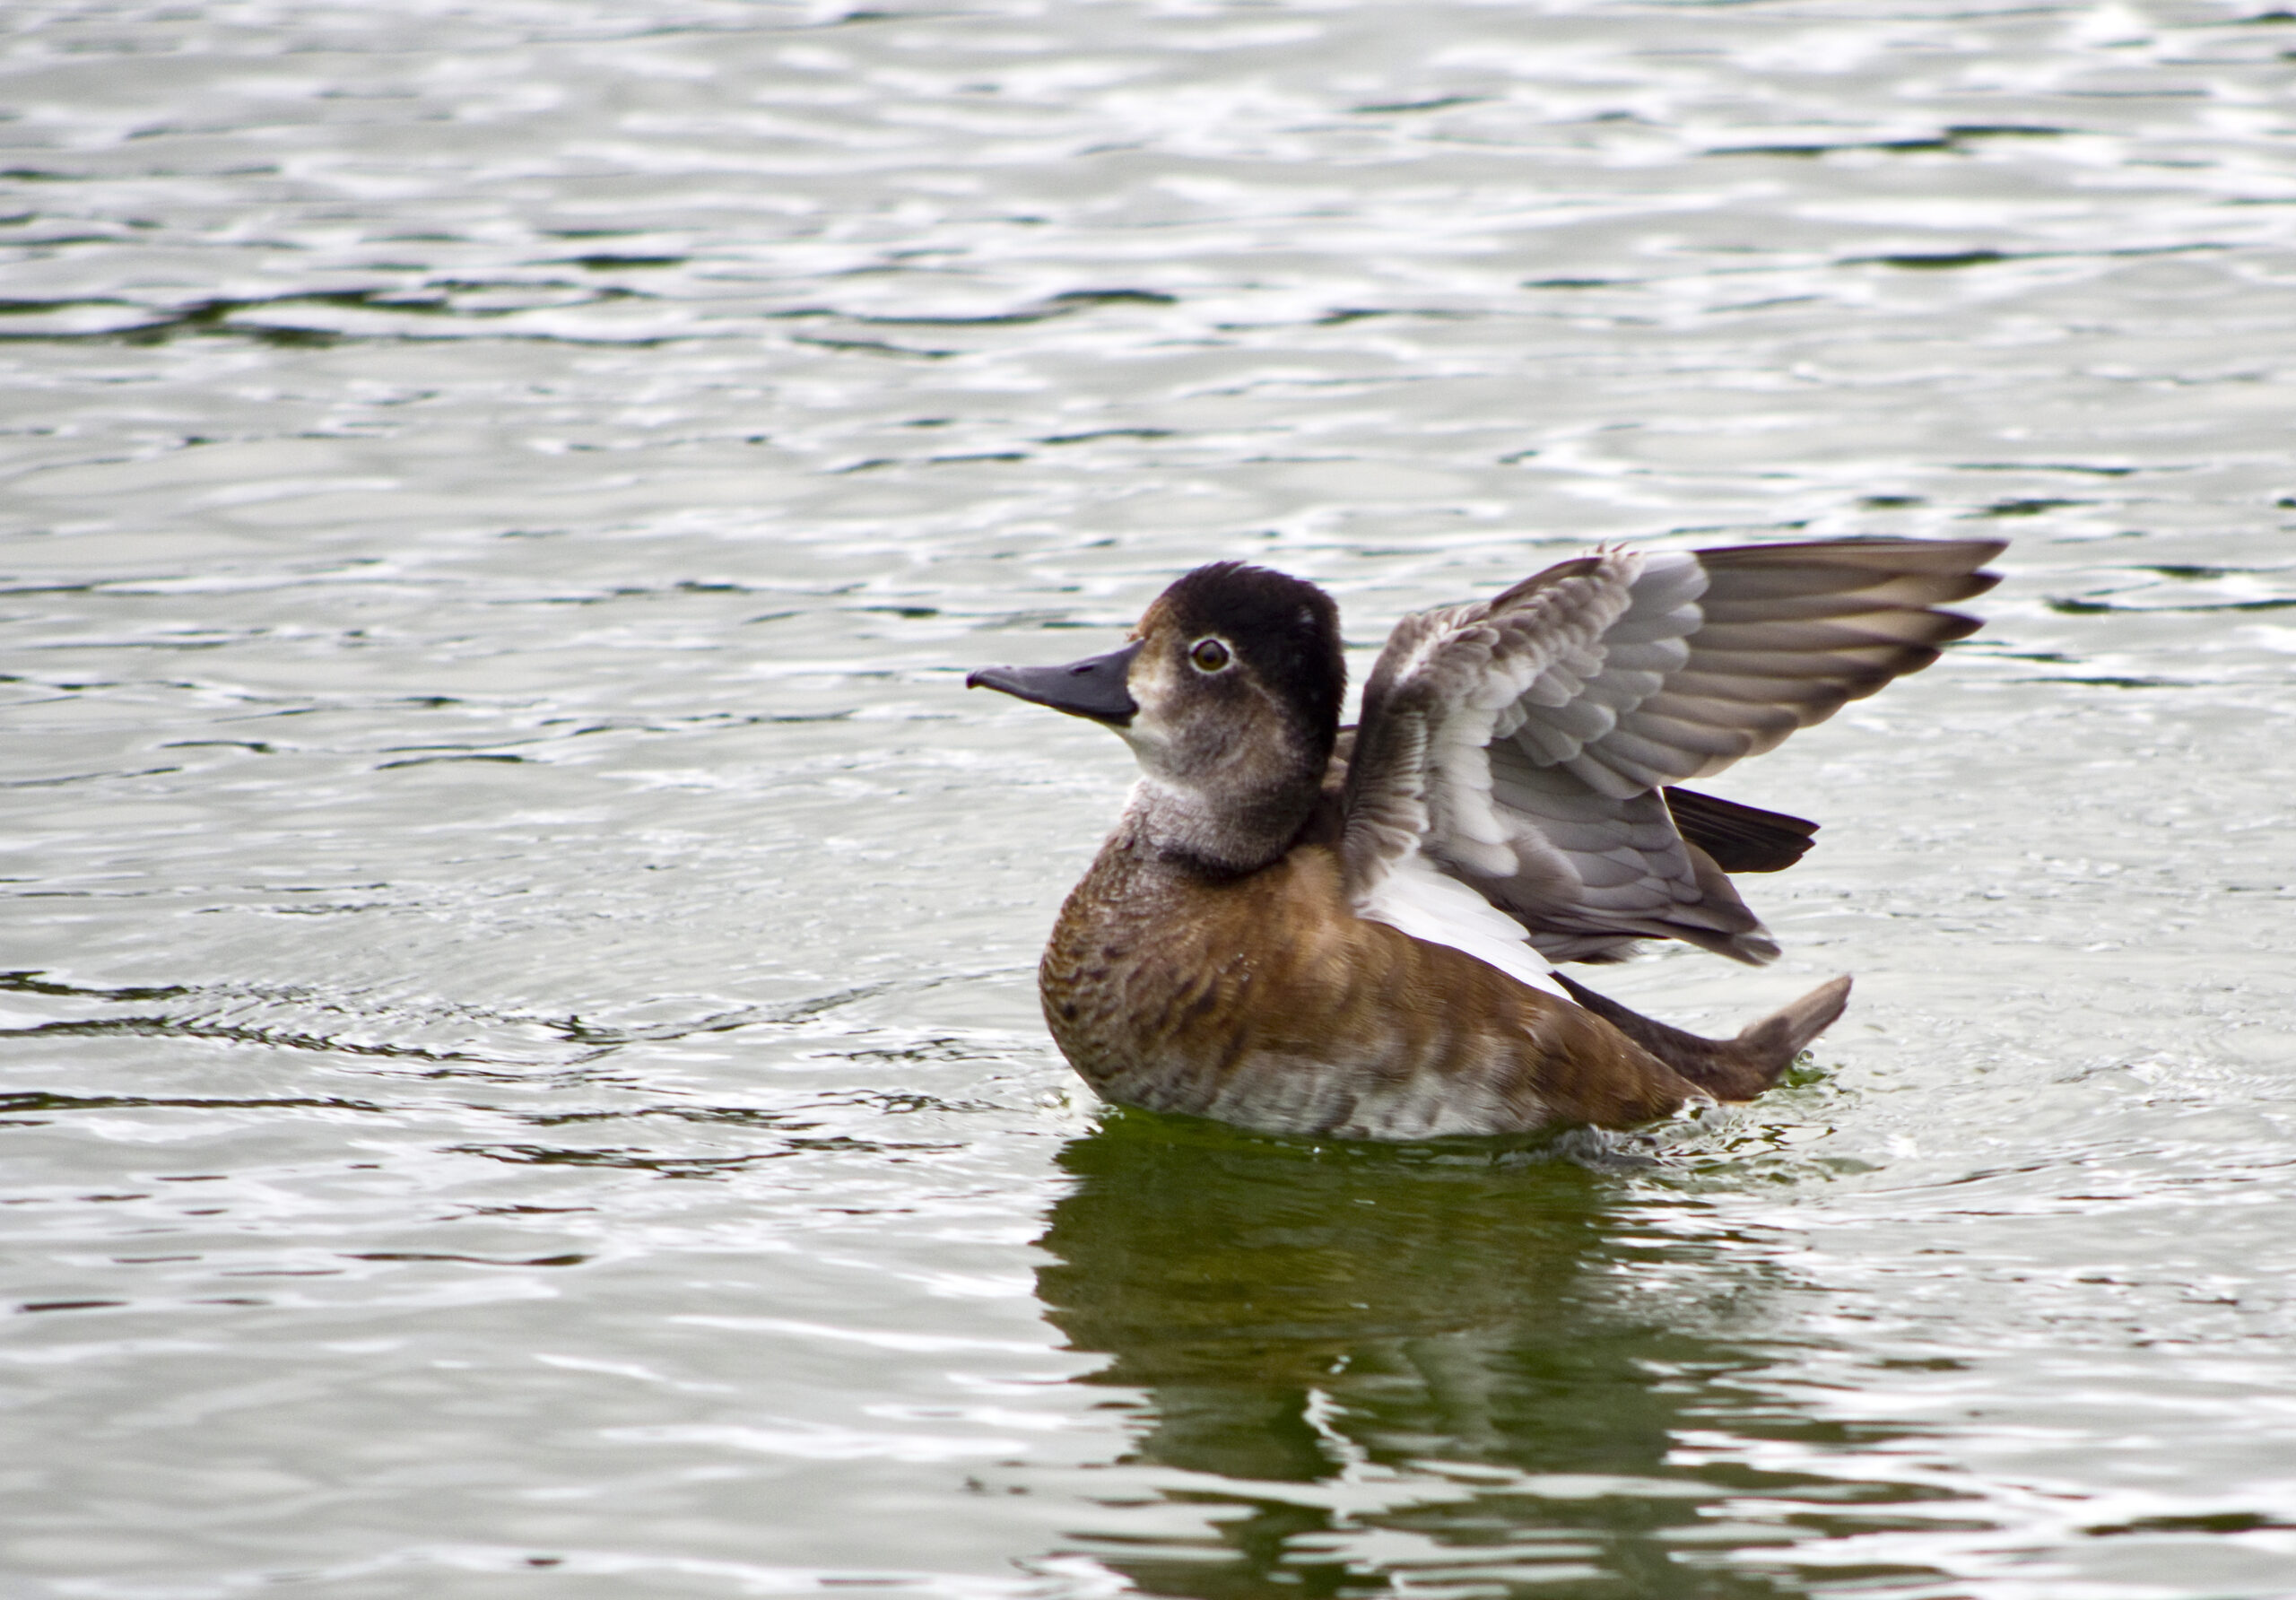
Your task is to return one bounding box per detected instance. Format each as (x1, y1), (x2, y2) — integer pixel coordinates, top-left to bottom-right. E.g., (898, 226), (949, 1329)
(1035, 1115), (1946, 1597)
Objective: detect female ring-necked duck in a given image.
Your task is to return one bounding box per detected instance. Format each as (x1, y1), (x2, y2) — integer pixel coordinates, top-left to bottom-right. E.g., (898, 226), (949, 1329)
(969, 538), (2005, 1142)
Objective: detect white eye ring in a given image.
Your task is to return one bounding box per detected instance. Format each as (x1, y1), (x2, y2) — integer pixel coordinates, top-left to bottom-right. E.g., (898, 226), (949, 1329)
(1188, 637), (1232, 673)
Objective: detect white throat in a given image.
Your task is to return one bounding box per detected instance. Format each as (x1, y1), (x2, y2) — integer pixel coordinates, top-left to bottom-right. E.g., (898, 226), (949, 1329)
(1119, 777), (1274, 874)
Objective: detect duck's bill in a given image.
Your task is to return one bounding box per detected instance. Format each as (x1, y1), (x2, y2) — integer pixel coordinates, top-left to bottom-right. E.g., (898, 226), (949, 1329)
(965, 641), (1141, 724)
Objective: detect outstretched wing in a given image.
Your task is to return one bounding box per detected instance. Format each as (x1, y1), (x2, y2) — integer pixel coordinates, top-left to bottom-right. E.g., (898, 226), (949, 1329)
(1340, 538), (2005, 967)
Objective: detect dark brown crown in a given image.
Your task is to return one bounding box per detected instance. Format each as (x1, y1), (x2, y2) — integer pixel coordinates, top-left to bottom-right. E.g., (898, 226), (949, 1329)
(1160, 562), (1346, 749)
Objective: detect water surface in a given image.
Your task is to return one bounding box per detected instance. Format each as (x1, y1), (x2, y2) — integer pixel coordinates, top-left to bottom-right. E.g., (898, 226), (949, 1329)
(5, 3), (2296, 1596)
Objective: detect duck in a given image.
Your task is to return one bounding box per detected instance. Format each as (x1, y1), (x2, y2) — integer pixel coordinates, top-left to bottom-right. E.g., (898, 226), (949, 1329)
(966, 537), (2005, 1143)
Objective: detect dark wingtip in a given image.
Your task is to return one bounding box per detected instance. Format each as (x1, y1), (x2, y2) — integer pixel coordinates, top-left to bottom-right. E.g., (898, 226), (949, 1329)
(1665, 787), (1822, 874)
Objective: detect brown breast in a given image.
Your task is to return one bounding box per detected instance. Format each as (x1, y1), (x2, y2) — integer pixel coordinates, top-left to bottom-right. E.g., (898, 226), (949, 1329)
(1039, 817), (1701, 1141)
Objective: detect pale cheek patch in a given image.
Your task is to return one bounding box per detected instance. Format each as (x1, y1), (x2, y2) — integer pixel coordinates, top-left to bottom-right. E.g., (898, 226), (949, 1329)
(1117, 647), (1184, 767)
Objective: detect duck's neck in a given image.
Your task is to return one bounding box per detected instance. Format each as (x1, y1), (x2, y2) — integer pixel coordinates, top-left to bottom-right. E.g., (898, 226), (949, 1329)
(1121, 775), (1318, 877)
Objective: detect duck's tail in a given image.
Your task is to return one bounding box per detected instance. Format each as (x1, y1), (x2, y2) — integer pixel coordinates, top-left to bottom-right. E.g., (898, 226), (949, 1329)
(1553, 970), (1851, 1102)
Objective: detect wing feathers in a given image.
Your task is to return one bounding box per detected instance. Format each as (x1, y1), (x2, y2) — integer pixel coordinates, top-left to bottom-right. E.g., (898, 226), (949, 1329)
(1677, 645), (1930, 683)
(1689, 614), (1954, 654)
(1664, 787), (1819, 874)
(1342, 537), (2004, 970)
(1700, 589), (1976, 624)
(1636, 690), (1801, 737)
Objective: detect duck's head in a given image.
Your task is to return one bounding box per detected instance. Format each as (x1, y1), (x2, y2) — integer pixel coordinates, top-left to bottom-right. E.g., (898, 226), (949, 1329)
(967, 562), (1344, 871)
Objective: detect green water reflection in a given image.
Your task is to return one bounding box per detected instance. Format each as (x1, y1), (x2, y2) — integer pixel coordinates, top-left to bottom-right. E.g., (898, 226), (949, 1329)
(1035, 1116), (1971, 1598)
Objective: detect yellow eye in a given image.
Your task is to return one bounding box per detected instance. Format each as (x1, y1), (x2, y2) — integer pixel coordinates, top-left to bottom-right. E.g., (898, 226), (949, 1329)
(1188, 638), (1231, 673)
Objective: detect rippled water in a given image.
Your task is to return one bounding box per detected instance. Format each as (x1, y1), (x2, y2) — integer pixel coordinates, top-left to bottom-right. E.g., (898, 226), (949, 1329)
(5, 2), (2296, 1595)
